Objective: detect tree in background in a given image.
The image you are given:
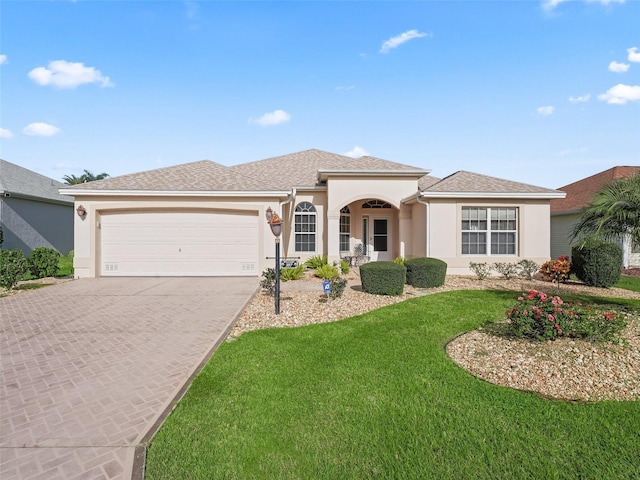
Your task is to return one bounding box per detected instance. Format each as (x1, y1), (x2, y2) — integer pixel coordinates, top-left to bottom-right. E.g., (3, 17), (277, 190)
(62, 170), (109, 185)
(571, 172), (640, 249)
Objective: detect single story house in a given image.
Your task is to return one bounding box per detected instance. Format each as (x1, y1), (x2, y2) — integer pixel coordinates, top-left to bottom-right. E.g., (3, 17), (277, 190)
(0, 159), (74, 255)
(60, 149), (565, 278)
(551, 166), (640, 268)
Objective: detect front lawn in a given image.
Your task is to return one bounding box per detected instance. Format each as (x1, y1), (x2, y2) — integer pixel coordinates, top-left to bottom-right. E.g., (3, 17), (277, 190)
(616, 273), (640, 293)
(145, 290), (640, 480)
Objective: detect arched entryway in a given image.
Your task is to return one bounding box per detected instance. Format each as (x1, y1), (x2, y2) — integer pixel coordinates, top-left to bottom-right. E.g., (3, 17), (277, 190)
(338, 198), (397, 262)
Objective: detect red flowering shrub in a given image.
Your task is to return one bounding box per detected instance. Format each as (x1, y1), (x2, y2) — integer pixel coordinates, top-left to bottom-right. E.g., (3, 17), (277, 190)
(506, 290), (626, 342)
(539, 255), (571, 285)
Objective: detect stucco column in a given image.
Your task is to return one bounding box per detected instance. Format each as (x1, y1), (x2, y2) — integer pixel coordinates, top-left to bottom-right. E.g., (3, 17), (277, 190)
(327, 213), (340, 264)
(398, 205), (412, 259)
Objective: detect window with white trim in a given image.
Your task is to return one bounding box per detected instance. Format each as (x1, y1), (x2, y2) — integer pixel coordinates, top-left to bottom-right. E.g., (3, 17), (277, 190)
(295, 202), (316, 252)
(339, 206), (350, 252)
(462, 207), (517, 255)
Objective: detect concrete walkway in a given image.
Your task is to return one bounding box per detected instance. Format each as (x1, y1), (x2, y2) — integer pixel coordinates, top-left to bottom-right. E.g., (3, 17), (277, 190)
(0, 277), (257, 480)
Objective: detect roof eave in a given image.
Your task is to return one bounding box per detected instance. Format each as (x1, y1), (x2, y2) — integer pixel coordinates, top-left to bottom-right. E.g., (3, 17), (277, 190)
(420, 191), (566, 199)
(59, 189), (292, 197)
(2, 190), (74, 205)
(317, 169), (430, 181)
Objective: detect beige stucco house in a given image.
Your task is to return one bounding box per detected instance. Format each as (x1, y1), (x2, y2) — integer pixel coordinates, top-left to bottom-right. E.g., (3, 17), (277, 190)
(60, 149), (565, 278)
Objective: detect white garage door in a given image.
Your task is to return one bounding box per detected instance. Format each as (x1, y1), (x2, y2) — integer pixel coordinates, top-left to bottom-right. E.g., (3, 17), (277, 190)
(100, 210), (259, 276)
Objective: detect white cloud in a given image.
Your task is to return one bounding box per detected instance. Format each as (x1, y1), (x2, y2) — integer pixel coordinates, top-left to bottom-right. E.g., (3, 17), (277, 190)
(0, 128), (14, 138)
(543, 0), (624, 10)
(22, 122), (61, 136)
(609, 61), (630, 73)
(335, 85), (355, 91)
(628, 47), (640, 63)
(344, 146), (369, 158)
(28, 60), (113, 89)
(536, 106), (555, 116)
(248, 109), (291, 127)
(598, 84), (640, 104)
(380, 30), (431, 54)
(0, 54), (7, 65)
(569, 93), (591, 103)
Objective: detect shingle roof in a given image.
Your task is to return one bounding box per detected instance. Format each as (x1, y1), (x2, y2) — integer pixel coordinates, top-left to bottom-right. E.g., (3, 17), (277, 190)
(422, 170), (562, 196)
(62, 160), (234, 191)
(61, 149), (429, 192)
(551, 166), (640, 214)
(418, 175), (441, 190)
(0, 159), (73, 204)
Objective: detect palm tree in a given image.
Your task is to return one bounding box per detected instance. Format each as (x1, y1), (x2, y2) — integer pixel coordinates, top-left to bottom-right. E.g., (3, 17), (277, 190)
(571, 172), (640, 248)
(81, 170), (109, 182)
(62, 170), (109, 185)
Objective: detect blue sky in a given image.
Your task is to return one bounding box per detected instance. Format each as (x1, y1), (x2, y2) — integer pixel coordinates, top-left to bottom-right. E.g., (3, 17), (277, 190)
(1, 0), (638, 189)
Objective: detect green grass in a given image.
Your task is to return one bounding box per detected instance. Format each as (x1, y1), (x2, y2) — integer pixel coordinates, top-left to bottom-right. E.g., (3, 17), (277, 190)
(616, 274), (640, 293)
(145, 291), (640, 480)
(57, 252), (74, 277)
(19, 251), (73, 281)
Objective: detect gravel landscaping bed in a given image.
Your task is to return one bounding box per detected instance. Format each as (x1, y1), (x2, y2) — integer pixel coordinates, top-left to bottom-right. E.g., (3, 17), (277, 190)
(233, 272), (640, 402)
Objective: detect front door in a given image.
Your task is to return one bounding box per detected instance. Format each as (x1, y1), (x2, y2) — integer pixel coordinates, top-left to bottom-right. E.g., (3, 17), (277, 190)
(372, 217), (391, 261)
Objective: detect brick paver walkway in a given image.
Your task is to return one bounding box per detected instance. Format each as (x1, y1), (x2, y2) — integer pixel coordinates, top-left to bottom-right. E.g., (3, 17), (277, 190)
(0, 277), (257, 480)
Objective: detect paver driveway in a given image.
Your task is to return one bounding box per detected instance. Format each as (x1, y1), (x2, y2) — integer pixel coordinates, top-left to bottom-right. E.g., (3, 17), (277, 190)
(0, 277), (257, 480)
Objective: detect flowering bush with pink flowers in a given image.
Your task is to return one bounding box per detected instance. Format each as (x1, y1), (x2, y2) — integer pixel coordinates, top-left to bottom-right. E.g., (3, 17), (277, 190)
(506, 290), (627, 342)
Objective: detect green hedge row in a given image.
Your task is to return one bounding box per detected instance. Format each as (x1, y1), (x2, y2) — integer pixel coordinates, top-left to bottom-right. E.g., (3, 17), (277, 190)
(360, 261), (406, 296)
(405, 257), (447, 288)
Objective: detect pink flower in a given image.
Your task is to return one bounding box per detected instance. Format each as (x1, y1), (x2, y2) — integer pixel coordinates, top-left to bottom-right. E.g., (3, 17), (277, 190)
(548, 314), (555, 322)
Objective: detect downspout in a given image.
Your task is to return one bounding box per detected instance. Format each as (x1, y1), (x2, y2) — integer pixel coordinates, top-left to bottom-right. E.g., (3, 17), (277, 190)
(416, 194), (430, 257)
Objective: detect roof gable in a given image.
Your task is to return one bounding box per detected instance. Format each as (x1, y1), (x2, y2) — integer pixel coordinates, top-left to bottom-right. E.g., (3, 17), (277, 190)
(228, 149), (427, 190)
(551, 166), (640, 213)
(0, 159), (72, 204)
(422, 170), (562, 196)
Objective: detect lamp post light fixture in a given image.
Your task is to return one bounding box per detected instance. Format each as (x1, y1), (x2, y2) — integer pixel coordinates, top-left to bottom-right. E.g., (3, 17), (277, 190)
(76, 205), (87, 218)
(266, 207), (283, 315)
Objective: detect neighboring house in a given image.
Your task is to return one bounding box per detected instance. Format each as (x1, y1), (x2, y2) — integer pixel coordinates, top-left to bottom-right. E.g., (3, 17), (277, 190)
(551, 166), (640, 268)
(0, 159), (74, 255)
(60, 149), (564, 278)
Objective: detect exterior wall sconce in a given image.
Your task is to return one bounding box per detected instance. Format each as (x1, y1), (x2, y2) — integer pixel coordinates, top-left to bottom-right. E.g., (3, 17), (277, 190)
(265, 206), (283, 314)
(76, 205), (87, 218)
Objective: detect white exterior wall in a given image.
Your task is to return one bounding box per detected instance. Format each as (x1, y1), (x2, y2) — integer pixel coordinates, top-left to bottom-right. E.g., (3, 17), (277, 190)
(280, 190), (327, 265)
(325, 177), (418, 263)
(427, 198), (553, 275)
(72, 195), (280, 278)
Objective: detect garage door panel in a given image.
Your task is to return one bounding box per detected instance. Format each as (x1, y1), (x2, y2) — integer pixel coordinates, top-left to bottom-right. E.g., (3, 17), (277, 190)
(100, 211), (259, 276)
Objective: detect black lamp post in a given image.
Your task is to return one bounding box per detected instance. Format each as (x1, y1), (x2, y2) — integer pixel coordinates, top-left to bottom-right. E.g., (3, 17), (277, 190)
(265, 207), (283, 315)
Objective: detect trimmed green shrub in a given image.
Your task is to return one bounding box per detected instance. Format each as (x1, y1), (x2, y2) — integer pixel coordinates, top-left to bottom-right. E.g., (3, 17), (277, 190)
(305, 255), (327, 269)
(517, 259), (539, 281)
(469, 262), (491, 280)
(28, 247), (60, 278)
(571, 240), (623, 288)
(0, 249), (28, 290)
(280, 265), (305, 282)
(492, 262), (519, 280)
(405, 257), (447, 288)
(329, 276), (348, 299)
(360, 261), (406, 295)
(314, 264), (339, 280)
